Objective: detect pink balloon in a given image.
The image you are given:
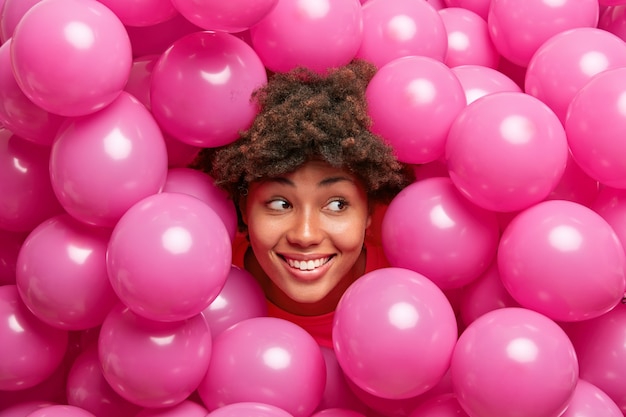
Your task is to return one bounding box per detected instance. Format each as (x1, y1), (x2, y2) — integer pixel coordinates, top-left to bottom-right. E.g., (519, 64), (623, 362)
(10, 0), (132, 116)
(333, 267), (458, 399)
(443, 0), (490, 19)
(95, 0), (177, 27)
(163, 167), (238, 242)
(206, 403), (295, 417)
(592, 186), (626, 250)
(566, 67), (626, 188)
(25, 405), (96, 417)
(311, 409), (365, 417)
(599, 5), (626, 40)
(446, 91), (569, 212)
(49, 91), (168, 228)
(458, 261), (520, 327)
(0, 228), (26, 285)
(107, 192), (232, 322)
(499, 200), (626, 322)
(408, 393), (469, 417)
(565, 304), (626, 413)
(66, 344), (142, 417)
(0, 0), (41, 43)
(249, 0), (362, 73)
(0, 39), (65, 145)
(151, 31), (267, 147)
(98, 304), (211, 408)
(451, 64), (521, 105)
(15, 214), (118, 330)
(198, 317), (326, 417)
(525, 27), (626, 123)
(171, 0), (278, 32)
(381, 177), (500, 290)
(201, 265), (267, 337)
(438, 8), (499, 69)
(125, 13), (202, 58)
(559, 379), (622, 417)
(356, 0), (447, 68)
(451, 307), (579, 417)
(0, 129), (65, 233)
(487, 0), (599, 67)
(346, 379), (430, 417)
(366, 56), (466, 164)
(135, 400), (209, 417)
(0, 401), (56, 417)
(0, 285), (68, 391)
(545, 152), (599, 206)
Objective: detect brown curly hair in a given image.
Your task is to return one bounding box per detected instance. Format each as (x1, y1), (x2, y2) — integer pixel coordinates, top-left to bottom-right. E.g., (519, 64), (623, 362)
(191, 60), (414, 229)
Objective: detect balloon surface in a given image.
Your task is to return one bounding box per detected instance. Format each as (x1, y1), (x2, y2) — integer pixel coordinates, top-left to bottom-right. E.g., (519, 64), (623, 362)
(95, 0), (178, 27)
(170, 0), (279, 32)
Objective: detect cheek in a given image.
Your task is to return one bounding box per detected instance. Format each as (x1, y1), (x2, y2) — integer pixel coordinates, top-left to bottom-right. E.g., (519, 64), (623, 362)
(326, 217), (369, 251)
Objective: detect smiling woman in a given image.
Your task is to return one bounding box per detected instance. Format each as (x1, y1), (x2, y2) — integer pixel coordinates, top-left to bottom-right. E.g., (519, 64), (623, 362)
(192, 59), (414, 347)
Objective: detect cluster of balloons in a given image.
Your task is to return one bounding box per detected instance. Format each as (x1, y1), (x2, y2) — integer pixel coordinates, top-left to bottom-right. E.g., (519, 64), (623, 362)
(3, 0), (626, 416)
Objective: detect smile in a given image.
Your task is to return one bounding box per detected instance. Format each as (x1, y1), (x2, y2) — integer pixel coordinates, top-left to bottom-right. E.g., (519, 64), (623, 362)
(285, 257), (331, 271)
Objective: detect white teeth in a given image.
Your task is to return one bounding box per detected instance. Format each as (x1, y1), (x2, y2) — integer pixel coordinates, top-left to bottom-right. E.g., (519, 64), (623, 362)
(287, 257), (329, 271)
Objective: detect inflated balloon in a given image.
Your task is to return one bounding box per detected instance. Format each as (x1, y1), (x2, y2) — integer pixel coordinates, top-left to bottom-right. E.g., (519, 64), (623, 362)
(198, 317), (326, 417)
(151, 31), (267, 147)
(95, 0), (178, 27)
(499, 200), (626, 322)
(333, 267), (457, 399)
(443, 0), (490, 19)
(592, 186), (626, 250)
(24, 405), (96, 417)
(66, 344), (142, 417)
(206, 402), (295, 417)
(0, 401), (56, 417)
(566, 67), (626, 188)
(0, 285), (68, 391)
(49, 91), (168, 228)
(446, 91), (569, 212)
(0, 0), (40, 43)
(599, 5), (626, 39)
(381, 177), (500, 290)
(408, 393), (469, 417)
(0, 39), (65, 145)
(487, 0), (599, 67)
(0, 129), (65, 232)
(559, 379), (622, 417)
(15, 214), (118, 330)
(124, 13), (201, 58)
(0, 229), (26, 285)
(451, 307), (579, 417)
(546, 153), (599, 206)
(163, 167), (238, 242)
(171, 0), (279, 32)
(249, 0), (362, 73)
(525, 27), (626, 123)
(98, 304), (212, 408)
(201, 265), (267, 337)
(107, 192), (232, 322)
(438, 7), (499, 69)
(10, 0), (132, 116)
(357, 0), (447, 68)
(451, 64), (521, 105)
(311, 409), (365, 417)
(366, 56), (466, 164)
(135, 400), (209, 417)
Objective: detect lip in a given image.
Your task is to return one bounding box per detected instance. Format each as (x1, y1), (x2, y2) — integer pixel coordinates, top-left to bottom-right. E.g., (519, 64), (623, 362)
(278, 253), (335, 281)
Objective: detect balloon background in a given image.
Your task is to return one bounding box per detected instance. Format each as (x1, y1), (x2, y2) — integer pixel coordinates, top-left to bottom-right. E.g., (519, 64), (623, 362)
(2, 0), (626, 416)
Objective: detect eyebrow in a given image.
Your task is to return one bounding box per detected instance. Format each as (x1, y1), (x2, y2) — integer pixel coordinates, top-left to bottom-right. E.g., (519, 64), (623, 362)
(265, 176), (355, 187)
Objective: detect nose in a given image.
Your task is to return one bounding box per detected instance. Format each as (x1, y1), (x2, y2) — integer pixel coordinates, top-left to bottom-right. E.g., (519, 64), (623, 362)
(286, 208), (323, 247)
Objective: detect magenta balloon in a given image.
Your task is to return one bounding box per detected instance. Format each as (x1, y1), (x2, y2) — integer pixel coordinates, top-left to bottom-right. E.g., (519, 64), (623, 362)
(25, 405), (96, 417)
(599, 5), (626, 40)
(98, 304), (211, 408)
(451, 307), (579, 417)
(311, 409), (365, 417)
(346, 379), (428, 417)
(171, 0), (279, 32)
(49, 91), (168, 228)
(95, 0), (178, 27)
(10, 0), (132, 117)
(525, 27), (626, 123)
(0, 129), (65, 232)
(0, 229), (26, 285)
(443, 0), (490, 19)
(566, 67), (626, 188)
(206, 403), (295, 417)
(249, 0), (362, 74)
(151, 31), (267, 147)
(316, 347), (369, 414)
(356, 0), (447, 68)
(545, 152), (599, 206)
(499, 200), (626, 322)
(107, 192), (232, 322)
(446, 91), (569, 212)
(366, 56), (466, 164)
(438, 8), (499, 69)
(381, 177), (500, 290)
(0, 39), (65, 145)
(163, 167), (238, 242)
(559, 379), (622, 417)
(592, 186), (626, 250)
(0, 0), (41, 43)
(15, 214), (118, 330)
(487, 0), (599, 67)
(458, 261), (520, 327)
(0, 285), (68, 391)
(451, 64), (521, 105)
(333, 267), (458, 399)
(202, 265), (267, 337)
(135, 400), (209, 417)
(408, 393), (469, 417)
(66, 344), (142, 417)
(0, 401), (56, 417)
(125, 13), (202, 58)
(198, 317), (326, 417)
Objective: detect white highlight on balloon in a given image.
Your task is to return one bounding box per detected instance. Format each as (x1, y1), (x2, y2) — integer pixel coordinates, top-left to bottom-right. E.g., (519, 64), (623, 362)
(388, 301), (419, 330)
(162, 227), (193, 255)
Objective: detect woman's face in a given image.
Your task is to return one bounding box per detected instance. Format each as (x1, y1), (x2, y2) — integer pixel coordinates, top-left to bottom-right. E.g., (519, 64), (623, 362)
(243, 160), (371, 314)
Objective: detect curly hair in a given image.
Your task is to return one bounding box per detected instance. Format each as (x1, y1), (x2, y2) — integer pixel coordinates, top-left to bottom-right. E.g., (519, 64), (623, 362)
(192, 60), (414, 229)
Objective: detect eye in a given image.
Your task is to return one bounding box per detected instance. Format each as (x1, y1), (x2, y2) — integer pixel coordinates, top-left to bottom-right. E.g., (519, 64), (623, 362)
(267, 198), (291, 211)
(326, 199), (348, 212)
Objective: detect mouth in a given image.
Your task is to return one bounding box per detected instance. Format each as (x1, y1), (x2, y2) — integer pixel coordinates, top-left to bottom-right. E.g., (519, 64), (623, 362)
(281, 255), (334, 271)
